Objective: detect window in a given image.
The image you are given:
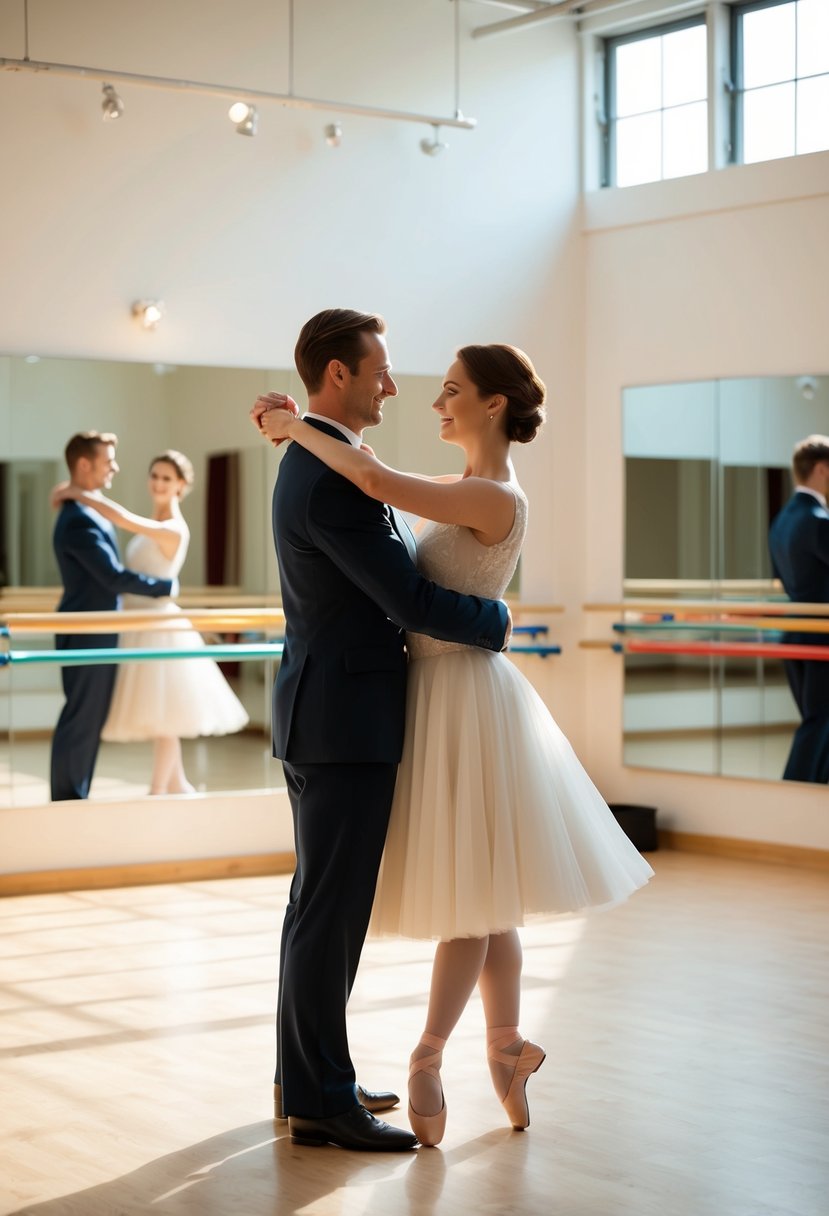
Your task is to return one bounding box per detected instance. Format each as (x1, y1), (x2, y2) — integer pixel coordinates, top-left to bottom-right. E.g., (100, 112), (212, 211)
(731, 0), (829, 164)
(604, 17), (708, 188)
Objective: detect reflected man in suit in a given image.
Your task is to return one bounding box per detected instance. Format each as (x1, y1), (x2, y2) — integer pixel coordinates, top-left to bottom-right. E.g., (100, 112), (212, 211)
(768, 435), (829, 783)
(250, 309), (509, 1151)
(51, 431), (176, 801)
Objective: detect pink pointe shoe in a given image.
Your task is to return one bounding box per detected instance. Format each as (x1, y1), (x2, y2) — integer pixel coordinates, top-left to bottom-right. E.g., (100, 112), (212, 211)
(487, 1027), (546, 1130)
(408, 1033), (447, 1147)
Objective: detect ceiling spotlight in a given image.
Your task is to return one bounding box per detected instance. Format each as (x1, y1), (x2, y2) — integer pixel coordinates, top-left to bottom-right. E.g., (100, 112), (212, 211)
(132, 300), (164, 330)
(324, 123), (343, 148)
(101, 83), (124, 121)
(420, 125), (447, 157)
(228, 101), (258, 136)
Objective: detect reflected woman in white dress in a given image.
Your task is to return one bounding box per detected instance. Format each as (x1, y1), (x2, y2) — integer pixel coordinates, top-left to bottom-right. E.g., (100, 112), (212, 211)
(255, 347), (653, 1146)
(54, 450), (248, 795)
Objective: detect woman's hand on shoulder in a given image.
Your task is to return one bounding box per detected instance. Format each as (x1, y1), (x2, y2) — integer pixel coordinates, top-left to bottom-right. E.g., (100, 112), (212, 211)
(250, 393), (300, 446)
(49, 480), (78, 510)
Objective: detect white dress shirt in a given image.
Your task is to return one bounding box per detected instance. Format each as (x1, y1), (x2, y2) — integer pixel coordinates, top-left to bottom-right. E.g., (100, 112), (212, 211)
(304, 412), (362, 449)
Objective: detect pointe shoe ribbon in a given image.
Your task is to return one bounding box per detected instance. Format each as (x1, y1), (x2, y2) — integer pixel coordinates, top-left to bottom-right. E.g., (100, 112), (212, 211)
(487, 1030), (546, 1131)
(407, 1032), (447, 1147)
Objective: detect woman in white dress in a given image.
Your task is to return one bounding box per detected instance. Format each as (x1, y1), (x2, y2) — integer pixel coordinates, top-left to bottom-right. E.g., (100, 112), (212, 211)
(255, 347), (653, 1146)
(54, 450), (248, 794)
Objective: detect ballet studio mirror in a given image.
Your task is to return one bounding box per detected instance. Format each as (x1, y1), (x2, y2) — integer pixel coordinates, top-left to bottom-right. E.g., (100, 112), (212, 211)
(0, 353), (454, 808)
(623, 372), (828, 784)
(0, 353), (287, 808)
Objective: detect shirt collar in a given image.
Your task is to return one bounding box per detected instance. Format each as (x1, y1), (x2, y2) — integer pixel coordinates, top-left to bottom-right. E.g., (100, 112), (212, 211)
(795, 486), (828, 508)
(304, 412), (361, 448)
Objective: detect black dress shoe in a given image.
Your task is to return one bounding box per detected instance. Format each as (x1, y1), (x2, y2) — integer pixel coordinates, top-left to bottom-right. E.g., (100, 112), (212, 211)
(288, 1105), (418, 1151)
(274, 1083), (399, 1122)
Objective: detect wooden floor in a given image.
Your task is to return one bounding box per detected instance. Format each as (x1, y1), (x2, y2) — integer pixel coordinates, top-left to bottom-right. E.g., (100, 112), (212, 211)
(0, 852), (826, 1216)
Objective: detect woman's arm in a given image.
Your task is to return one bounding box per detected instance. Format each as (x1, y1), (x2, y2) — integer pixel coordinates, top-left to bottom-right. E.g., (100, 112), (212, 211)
(52, 485), (184, 562)
(257, 406), (514, 544)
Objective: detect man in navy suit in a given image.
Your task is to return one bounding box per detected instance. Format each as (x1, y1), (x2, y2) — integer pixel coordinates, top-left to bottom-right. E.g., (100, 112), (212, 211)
(251, 310), (509, 1151)
(50, 431), (176, 801)
(768, 435), (829, 783)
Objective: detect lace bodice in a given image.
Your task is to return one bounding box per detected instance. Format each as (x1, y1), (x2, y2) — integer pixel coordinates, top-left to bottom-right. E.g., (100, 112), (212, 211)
(407, 483), (526, 659)
(120, 526), (189, 609)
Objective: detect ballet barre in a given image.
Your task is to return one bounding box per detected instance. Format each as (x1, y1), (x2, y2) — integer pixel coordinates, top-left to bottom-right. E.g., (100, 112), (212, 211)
(613, 619), (829, 637)
(0, 643), (283, 668)
(0, 641), (561, 665)
(0, 608), (286, 636)
(585, 598), (829, 617)
(609, 639), (829, 661)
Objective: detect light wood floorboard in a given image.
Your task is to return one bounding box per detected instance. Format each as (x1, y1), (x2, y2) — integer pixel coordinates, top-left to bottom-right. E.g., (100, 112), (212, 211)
(0, 852), (826, 1216)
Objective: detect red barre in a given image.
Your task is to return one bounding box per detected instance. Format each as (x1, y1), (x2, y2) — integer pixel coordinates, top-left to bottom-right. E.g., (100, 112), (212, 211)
(624, 640), (829, 661)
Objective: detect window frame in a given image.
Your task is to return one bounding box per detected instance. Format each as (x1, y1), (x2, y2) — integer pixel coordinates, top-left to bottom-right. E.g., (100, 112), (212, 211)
(602, 13), (709, 189)
(729, 0), (827, 166)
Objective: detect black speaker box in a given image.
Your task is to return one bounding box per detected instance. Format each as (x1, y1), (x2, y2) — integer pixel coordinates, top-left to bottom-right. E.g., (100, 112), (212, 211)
(608, 804), (658, 852)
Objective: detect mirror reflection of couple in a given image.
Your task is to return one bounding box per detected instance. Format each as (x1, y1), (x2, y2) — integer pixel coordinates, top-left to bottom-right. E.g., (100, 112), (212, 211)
(250, 308), (654, 1152)
(49, 436), (247, 801)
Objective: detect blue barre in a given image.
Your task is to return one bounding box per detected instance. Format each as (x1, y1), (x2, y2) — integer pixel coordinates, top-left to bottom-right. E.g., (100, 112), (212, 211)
(508, 645), (561, 658)
(512, 625), (549, 639)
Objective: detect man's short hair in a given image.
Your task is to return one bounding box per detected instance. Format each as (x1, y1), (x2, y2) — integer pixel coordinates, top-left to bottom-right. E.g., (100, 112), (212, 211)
(792, 435), (829, 483)
(64, 431), (118, 474)
(294, 309), (385, 394)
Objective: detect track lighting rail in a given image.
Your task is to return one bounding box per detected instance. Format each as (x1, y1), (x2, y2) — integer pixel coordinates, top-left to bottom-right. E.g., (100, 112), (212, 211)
(0, 56), (477, 131)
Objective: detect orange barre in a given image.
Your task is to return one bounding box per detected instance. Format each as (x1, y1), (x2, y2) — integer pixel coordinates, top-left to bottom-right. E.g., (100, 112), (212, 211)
(2, 608), (286, 636)
(621, 639), (829, 661)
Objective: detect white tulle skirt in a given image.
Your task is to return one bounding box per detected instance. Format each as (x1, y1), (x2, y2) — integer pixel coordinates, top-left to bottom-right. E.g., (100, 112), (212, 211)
(102, 609), (249, 742)
(369, 649), (654, 942)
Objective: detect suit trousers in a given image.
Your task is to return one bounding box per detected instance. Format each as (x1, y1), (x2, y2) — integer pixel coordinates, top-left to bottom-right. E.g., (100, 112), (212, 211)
(782, 635), (829, 783)
(50, 635), (117, 801)
(276, 760), (397, 1118)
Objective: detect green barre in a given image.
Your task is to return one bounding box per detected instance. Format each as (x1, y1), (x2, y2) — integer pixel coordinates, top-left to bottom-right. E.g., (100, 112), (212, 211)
(0, 643), (284, 667)
(612, 622), (783, 636)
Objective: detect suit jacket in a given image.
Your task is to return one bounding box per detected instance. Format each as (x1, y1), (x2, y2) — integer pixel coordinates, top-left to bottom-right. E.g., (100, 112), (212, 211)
(768, 491), (829, 613)
(272, 419), (508, 765)
(53, 501), (174, 636)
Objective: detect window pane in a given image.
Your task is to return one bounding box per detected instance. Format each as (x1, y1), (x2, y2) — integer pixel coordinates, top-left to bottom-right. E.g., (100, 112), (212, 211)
(663, 101), (708, 179)
(662, 24), (707, 107)
(797, 74), (829, 154)
(742, 2), (796, 89)
(743, 82), (796, 163)
(798, 0), (829, 78)
(616, 111), (661, 186)
(616, 37), (661, 117)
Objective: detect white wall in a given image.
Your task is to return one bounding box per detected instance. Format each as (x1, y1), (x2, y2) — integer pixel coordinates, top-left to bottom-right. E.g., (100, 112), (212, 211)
(583, 156), (829, 850)
(0, 0), (577, 374)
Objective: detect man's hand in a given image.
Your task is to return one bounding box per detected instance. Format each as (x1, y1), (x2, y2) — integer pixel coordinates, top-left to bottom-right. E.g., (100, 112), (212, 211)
(250, 393), (300, 446)
(502, 605), (513, 651)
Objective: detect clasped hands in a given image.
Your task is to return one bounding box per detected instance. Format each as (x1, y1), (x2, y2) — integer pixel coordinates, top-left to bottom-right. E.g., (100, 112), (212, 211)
(250, 393), (300, 447)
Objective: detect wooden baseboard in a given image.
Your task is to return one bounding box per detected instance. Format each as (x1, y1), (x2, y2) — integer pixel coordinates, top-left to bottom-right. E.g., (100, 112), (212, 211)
(659, 830), (829, 871)
(0, 852), (296, 897)
(4, 835), (827, 897)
